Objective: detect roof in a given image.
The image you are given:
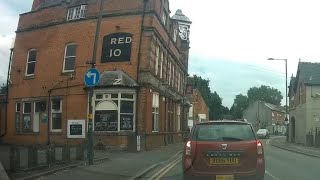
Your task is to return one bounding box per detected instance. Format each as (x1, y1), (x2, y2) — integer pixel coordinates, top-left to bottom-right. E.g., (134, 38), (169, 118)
(297, 62), (320, 85)
(171, 9), (192, 23)
(264, 102), (285, 113)
(288, 76), (296, 97)
(97, 70), (138, 88)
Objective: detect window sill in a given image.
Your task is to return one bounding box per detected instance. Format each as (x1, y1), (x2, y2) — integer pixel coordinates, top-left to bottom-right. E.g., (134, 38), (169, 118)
(50, 130), (62, 134)
(16, 132), (40, 135)
(61, 71), (75, 76)
(24, 75), (35, 80)
(93, 131), (135, 136)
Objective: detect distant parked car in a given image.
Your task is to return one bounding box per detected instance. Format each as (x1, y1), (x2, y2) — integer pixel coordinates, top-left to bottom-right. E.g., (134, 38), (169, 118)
(257, 129), (270, 139)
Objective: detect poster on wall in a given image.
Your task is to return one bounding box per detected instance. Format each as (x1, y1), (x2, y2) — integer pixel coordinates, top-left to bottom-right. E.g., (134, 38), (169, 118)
(67, 120), (85, 138)
(101, 33), (133, 63)
(94, 110), (118, 131)
(22, 115), (31, 132)
(120, 114), (133, 130)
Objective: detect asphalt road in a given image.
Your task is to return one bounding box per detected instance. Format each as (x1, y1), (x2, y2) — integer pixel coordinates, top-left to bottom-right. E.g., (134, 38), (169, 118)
(151, 138), (320, 180)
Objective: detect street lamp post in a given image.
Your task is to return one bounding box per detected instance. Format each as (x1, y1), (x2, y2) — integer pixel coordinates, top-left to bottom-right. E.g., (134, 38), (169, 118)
(267, 58), (289, 141)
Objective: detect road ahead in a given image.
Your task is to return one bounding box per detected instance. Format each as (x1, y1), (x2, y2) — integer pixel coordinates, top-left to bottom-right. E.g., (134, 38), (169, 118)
(145, 138), (320, 180)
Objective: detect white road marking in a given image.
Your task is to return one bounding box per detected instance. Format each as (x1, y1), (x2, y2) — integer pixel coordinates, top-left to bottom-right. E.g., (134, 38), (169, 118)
(265, 170), (280, 180)
(155, 158), (181, 180)
(149, 156), (181, 180)
(266, 140), (270, 144)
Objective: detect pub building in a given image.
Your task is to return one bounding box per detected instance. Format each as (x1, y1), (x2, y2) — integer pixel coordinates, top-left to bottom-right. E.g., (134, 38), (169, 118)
(2, 0), (192, 151)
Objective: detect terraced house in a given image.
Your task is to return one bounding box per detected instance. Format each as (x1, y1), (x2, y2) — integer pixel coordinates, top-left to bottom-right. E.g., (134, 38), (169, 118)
(1, 0), (192, 151)
(288, 62), (320, 145)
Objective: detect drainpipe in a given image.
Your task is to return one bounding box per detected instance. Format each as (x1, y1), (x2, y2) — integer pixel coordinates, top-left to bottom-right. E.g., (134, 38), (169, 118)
(1, 48), (13, 138)
(47, 80), (64, 145)
(135, 0), (147, 146)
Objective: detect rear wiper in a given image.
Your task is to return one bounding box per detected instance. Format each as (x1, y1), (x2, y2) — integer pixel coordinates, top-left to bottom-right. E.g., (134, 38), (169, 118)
(222, 137), (243, 141)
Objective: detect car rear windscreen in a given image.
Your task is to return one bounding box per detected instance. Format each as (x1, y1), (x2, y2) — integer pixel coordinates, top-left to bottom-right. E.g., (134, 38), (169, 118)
(193, 123), (256, 141)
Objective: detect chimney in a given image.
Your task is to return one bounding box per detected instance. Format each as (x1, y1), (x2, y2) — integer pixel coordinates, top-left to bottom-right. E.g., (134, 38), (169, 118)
(32, 0), (44, 11)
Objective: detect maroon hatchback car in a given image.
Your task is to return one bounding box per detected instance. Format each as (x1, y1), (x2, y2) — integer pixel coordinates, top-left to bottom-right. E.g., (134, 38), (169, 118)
(183, 120), (265, 180)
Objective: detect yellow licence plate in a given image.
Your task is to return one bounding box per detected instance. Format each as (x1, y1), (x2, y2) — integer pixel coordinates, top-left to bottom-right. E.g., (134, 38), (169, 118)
(209, 158), (239, 165)
(216, 175), (234, 180)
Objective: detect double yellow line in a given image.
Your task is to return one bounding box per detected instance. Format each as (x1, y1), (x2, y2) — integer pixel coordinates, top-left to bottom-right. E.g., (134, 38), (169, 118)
(149, 155), (182, 180)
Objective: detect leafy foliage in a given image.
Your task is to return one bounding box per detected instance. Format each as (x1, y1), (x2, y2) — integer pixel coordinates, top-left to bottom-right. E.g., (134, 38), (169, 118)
(0, 83), (7, 94)
(230, 94), (249, 119)
(247, 85), (283, 105)
(187, 75), (228, 120)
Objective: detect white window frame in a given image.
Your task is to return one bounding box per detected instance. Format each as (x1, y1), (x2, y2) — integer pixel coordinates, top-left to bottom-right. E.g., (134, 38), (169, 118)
(67, 5), (87, 21)
(177, 105), (181, 131)
(155, 46), (159, 75)
(178, 71), (181, 92)
(152, 92), (160, 132)
(172, 64), (175, 88)
(92, 90), (136, 132)
(173, 29), (178, 42)
(168, 60), (172, 85)
(63, 43), (77, 72)
(160, 51), (163, 79)
(162, 12), (167, 25)
(51, 99), (62, 132)
(22, 102), (32, 132)
(33, 102), (40, 133)
(25, 49), (37, 76)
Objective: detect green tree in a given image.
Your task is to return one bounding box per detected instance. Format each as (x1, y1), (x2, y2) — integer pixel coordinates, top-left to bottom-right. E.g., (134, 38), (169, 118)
(247, 85), (283, 105)
(0, 83), (7, 94)
(230, 94), (249, 119)
(187, 75), (227, 120)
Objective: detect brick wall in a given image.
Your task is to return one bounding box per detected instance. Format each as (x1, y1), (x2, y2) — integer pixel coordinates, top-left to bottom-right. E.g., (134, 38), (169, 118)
(193, 89), (209, 121)
(0, 95), (6, 138)
(6, 0), (189, 149)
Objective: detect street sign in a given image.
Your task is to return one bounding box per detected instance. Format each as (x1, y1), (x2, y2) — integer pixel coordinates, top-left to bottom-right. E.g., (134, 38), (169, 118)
(84, 68), (100, 87)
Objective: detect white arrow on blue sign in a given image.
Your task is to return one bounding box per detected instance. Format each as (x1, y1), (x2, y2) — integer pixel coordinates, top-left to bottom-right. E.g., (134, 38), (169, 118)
(84, 68), (100, 87)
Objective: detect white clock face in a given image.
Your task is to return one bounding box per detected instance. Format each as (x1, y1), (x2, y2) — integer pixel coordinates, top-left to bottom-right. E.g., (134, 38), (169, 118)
(179, 26), (188, 40)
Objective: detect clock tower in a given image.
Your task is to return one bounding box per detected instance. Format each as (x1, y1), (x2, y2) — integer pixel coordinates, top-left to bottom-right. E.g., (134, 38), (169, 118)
(172, 9), (192, 42)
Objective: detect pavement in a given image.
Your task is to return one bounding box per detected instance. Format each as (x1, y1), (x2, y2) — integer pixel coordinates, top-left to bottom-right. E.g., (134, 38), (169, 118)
(10, 143), (183, 180)
(270, 136), (320, 158)
(0, 161), (10, 180)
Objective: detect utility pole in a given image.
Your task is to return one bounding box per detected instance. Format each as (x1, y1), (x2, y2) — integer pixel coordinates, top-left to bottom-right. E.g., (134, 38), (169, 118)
(87, 0), (104, 165)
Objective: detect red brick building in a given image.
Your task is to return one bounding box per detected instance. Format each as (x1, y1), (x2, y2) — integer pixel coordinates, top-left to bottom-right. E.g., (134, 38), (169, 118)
(187, 89), (209, 129)
(1, 0), (191, 151)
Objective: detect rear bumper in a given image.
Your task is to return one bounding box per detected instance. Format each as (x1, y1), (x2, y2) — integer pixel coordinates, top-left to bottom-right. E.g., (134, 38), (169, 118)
(183, 169), (262, 180)
(183, 158), (265, 180)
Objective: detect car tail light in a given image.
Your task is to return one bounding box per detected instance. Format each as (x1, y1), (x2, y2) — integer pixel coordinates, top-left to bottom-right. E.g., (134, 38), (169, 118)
(257, 140), (263, 155)
(185, 140), (191, 156)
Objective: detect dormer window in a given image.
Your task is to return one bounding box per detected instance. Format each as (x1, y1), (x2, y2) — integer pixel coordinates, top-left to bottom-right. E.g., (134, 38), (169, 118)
(162, 12), (167, 25)
(67, 5), (87, 21)
(173, 29), (178, 42)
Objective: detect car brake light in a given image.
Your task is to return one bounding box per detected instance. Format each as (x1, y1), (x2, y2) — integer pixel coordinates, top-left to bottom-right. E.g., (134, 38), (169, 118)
(186, 140), (191, 155)
(257, 140), (263, 155)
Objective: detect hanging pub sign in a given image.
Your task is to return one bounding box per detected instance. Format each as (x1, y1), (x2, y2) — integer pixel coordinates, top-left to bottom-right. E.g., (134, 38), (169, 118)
(101, 33), (133, 63)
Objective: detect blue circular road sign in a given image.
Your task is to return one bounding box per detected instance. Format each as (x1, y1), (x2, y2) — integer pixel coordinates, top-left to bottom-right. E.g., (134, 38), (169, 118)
(84, 68), (100, 87)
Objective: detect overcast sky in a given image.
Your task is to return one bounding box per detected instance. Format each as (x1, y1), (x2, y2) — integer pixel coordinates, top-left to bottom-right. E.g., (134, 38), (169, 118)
(1, 0), (320, 107)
